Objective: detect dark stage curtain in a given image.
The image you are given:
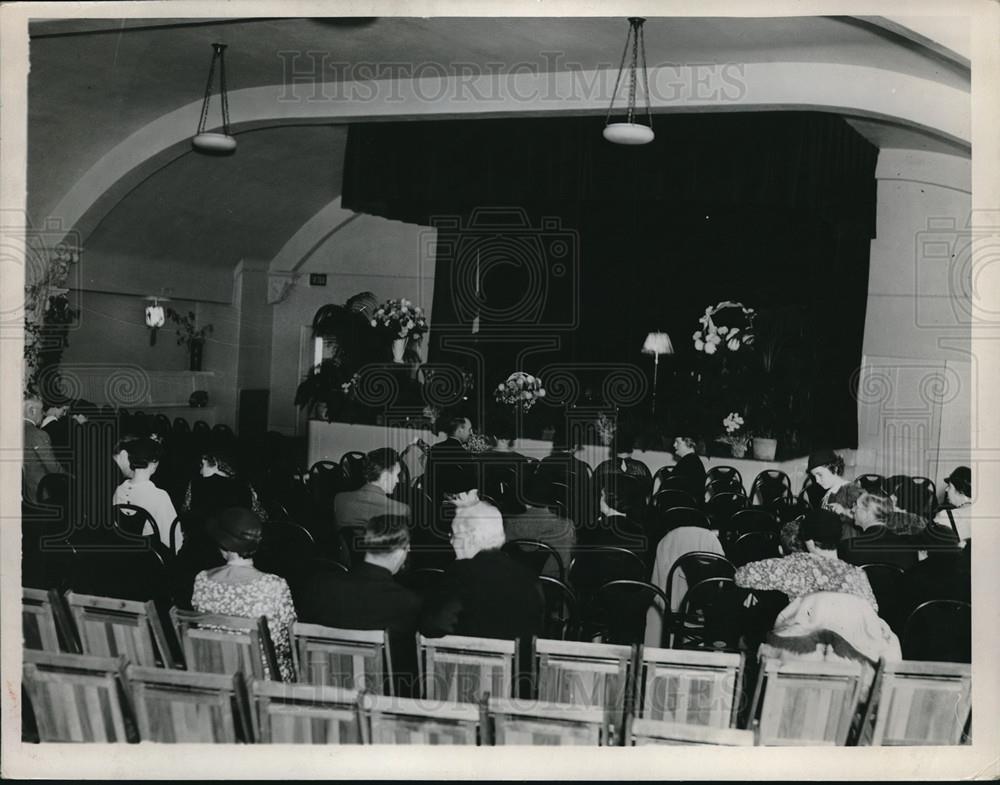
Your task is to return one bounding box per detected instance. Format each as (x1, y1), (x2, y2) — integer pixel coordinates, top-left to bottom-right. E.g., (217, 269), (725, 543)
(342, 112), (876, 450)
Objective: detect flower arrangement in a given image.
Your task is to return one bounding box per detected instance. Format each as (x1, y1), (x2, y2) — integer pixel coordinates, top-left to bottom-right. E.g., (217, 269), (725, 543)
(720, 412), (747, 447)
(466, 432), (493, 454)
(371, 298), (428, 340)
(595, 412), (617, 446)
(693, 301), (756, 355)
(340, 372), (361, 396)
(495, 371), (546, 412)
(166, 308), (214, 347)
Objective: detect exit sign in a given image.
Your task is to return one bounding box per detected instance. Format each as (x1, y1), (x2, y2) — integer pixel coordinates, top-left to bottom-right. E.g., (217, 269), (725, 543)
(309, 273), (328, 286)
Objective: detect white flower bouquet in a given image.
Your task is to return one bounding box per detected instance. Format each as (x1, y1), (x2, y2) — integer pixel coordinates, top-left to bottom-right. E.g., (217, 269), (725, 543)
(693, 301), (756, 355)
(720, 411), (748, 447)
(371, 298), (428, 339)
(495, 371), (547, 412)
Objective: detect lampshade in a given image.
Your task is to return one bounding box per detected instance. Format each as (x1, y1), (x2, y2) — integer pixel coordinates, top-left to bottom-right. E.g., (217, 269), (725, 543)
(145, 305), (165, 328)
(642, 331), (673, 355)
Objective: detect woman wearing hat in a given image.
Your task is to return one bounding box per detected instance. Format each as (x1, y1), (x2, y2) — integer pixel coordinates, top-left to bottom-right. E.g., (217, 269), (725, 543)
(806, 449), (864, 523)
(191, 507), (296, 681)
(181, 447), (267, 531)
(933, 466), (973, 544)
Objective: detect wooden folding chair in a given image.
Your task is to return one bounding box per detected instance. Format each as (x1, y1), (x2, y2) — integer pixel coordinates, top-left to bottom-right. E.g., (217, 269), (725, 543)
(627, 716), (756, 746)
(170, 608), (280, 681)
(65, 592), (177, 667)
(291, 623), (393, 694)
(360, 692), (484, 744)
(251, 680), (363, 744)
(637, 646), (744, 728)
(858, 659), (972, 746)
(22, 650), (134, 742)
(486, 696), (608, 746)
(127, 664), (253, 743)
(534, 637), (634, 744)
(749, 657), (865, 745)
(418, 634), (517, 703)
(23, 587), (78, 653)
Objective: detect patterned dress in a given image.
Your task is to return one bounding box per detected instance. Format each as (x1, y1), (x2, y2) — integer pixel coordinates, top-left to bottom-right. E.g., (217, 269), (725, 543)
(191, 570), (297, 681)
(734, 552), (878, 610)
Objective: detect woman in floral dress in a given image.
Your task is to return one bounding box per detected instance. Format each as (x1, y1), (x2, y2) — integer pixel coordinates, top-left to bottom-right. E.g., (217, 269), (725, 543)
(191, 507), (296, 681)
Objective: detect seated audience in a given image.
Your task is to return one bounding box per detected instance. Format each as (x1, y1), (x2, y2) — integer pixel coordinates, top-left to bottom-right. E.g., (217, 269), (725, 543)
(191, 507), (296, 681)
(890, 528), (970, 633)
(112, 435), (139, 480)
(806, 449), (864, 522)
(503, 471), (576, 578)
(22, 396), (64, 503)
(735, 509), (878, 610)
(933, 465), (973, 544)
(112, 436), (178, 553)
(333, 448), (410, 562)
(839, 492), (927, 571)
(475, 410), (531, 513)
(535, 423), (593, 526)
(585, 475), (647, 555)
(182, 446), (267, 535)
(670, 434), (706, 498)
(424, 413), (474, 501)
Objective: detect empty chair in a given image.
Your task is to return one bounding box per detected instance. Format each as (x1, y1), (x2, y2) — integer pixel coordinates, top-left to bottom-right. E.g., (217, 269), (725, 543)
(663, 552), (735, 615)
(152, 413), (172, 436)
(651, 465), (675, 495)
(65, 592), (177, 667)
(172, 417), (191, 436)
(22, 587), (78, 653)
(729, 508), (779, 537)
(340, 451), (368, 491)
(252, 681), (363, 744)
(594, 457), (652, 493)
(502, 539), (566, 582)
(730, 531), (781, 567)
(486, 696), (609, 746)
(418, 634), (517, 703)
(568, 546), (648, 602)
(307, 460), (344, 511)
(705, 466), (743, 493)
(538, 576), (579, 642)
(212, 422), (235, 439)
(858, 659), (971, 746)
(705, 491), (747, 531)
(628, 717), (755, 746)
(192, 420), (211, 436)
(585, 579), (666, 646)
(749, 657), (866, 745)
(902, 600), (971, 663)
(669, 576), (740, 650)
(855, 473), (886, 495)
(127, 665), (253, 743)
(291, 623), (393, 694)
(171, 608), (281, 681)
(891, 477), (937, 518)
(361, 693), (483, 744)
(637, 647), (744, 728)
(23, 651), (133, 743)
(656, 476), (704, 499)
(534, 638), (634, 743)
(748, 471), (793, 508)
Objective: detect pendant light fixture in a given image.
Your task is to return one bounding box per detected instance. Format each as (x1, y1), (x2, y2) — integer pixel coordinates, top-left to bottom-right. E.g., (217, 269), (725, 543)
(192, 43), (237, 154)
(603, 18), (655, 145)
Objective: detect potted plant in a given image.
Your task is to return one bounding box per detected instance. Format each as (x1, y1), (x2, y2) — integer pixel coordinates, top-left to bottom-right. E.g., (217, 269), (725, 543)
(167, 308), (213, 371)
(294, 360), (355, 422)
(720, 412), (749, 458)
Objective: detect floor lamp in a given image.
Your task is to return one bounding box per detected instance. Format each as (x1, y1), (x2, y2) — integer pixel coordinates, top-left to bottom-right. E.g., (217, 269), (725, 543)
(642, 332), (674, 416)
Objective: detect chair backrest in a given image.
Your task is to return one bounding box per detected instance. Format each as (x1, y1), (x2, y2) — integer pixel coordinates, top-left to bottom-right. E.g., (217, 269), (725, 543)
(291, 622), (393, 694)
(628, 716), (755, 746)
(252, 680), (363, 744)
(65, 591), (177, 667)
(860, 659), (971, 746)
(172, 417), (191, 435)
(587, 580), (667, 646)
(418, 634), (517, 702)
(664, 552), (734, 613)
(657, 476), (703, 499)
(192, 419), (211, 435)
(127, 664), (253, 743)
(750, 657), (865, 745)
(112, 503), (160, 544)
(729, 508), (779, 536)
(651, 465), (675, 495)
(170, 608), (281, 681)
(361, 692), (483, 744)
(655, 503), (709, 528)
(671, 576), (740, 650)
(855, 473), (886, 495)
(705, 466), (743, 492)
(902, 600), (972, 663)
(534, 637), (634, 742)
(705, 491), (748, 523)
(22, 650), (133, 742)
(748, 470), (792, 507)
(892, 478), (937, 517)
(23, 587), (78, 653)
(730, 530), (781, 567)
(340, 451), (368, 491)
(569, 546), (648, 600)
(538, 575), (579, 641)
(638, 646), (744, 728)
(502, 538), (566, 582)
(486, 696), (608, 746)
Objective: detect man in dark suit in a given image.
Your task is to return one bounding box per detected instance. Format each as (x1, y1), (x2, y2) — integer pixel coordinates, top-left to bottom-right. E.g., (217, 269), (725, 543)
(333, 448), (410, 562)
(299, 515), (422, 695)
(23, 397), (64, 502)
(671, 435), (706, 500)
(423, 414), (473, 502)
(839, 492), (926, 571)
(535, 423), (594, 527)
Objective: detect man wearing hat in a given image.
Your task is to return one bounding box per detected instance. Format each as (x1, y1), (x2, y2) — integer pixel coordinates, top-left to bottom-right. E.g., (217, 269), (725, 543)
(735, 509), (877, 609)
(933, 466), (974, 543)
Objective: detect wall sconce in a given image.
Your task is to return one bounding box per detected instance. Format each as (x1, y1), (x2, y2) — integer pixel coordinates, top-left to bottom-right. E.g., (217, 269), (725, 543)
(642, 331), (674, 415)
(145, 296), (169, 345)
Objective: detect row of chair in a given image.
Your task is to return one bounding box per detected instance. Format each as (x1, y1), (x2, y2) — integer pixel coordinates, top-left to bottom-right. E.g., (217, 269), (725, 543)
(22, 645), (972, 746)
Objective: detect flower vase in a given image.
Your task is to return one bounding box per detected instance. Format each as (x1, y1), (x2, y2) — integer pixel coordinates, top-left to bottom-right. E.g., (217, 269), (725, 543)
(189, 339), (204, 372)
(391, 338), (406, 364)
(730, 441), (747, 458)
(752, 437), (777, 462)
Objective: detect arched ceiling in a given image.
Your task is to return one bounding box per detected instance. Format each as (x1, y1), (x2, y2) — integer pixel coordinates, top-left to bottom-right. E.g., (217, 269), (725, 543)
(25, 15), (971, 280)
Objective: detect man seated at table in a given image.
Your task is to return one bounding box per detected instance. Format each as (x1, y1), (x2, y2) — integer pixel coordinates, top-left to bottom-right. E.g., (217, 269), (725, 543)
(334, 448), (410, 563)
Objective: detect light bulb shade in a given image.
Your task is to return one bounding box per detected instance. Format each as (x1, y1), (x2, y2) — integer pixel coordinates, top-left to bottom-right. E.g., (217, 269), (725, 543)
(642, 331), (673, 355)
(145, 304), (165, 328)
(192, 132), (237, 153)
(603, 123), (655, 145)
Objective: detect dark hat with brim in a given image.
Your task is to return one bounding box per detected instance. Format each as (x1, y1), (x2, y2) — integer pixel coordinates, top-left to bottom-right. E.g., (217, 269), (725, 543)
(944, 466), (972, 497)
(205, 506), (263, 555)
(806, 449), (839, 472)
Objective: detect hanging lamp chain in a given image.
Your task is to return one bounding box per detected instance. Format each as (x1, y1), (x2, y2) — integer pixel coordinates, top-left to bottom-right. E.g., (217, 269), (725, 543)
(638, 20), (653, 129)
(197, 43), (230, 136)
(605, 18), (651, 129)
(604, 20), (633, 126)
(626, 18), (639, 125)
